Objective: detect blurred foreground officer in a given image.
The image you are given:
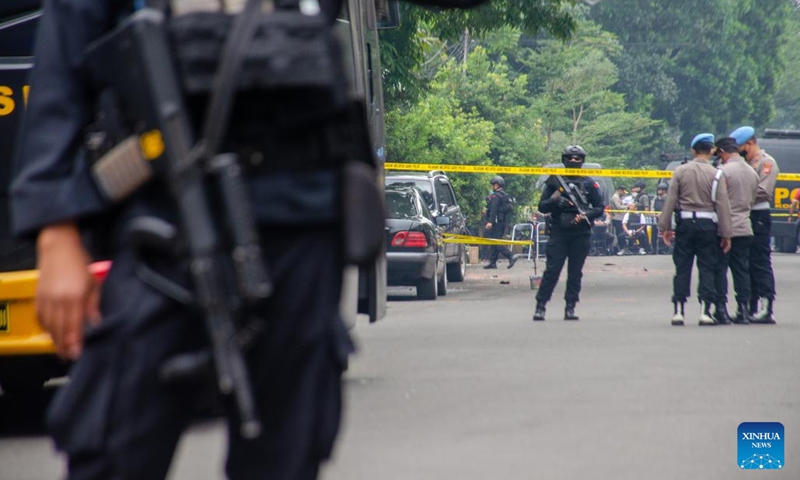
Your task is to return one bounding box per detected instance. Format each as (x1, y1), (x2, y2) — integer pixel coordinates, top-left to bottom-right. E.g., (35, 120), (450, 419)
(730, 126), (779, 324)
(484, 176), (518, 269)
(712, 137), (758, 324)
(10, 0), (489, 479)
(533, 146), (604, 321)
(658, 133), (733, 326)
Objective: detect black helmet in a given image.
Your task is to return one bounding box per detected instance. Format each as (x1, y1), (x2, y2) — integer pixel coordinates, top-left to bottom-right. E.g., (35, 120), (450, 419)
(490, 176), (505, 187)
(657, 182), (668, 191)
(561, 145), (586, 169)
(561, 145), (586, 161)
(633, 180), (646, 189)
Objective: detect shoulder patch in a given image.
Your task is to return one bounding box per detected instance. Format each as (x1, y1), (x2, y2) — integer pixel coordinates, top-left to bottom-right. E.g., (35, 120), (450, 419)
(763, 162), (772, 175)
(593, 182), (600, 189)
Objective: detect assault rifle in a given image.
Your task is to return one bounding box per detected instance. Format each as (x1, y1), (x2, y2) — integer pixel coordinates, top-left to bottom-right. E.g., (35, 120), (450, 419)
(85, 9), (270, 439)
(553, 174), (591, 226)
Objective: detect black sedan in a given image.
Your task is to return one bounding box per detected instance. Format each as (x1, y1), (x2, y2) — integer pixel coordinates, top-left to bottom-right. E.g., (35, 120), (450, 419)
(385, 187), (449, 300)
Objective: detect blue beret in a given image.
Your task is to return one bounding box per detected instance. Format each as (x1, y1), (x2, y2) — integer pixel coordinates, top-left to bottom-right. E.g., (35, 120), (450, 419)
(691, 133), (715, 148)
(730, 126), (755, 146)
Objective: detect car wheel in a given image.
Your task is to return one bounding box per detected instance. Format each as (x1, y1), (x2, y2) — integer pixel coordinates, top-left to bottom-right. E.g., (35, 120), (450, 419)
(416, 270), (438, 300)
(446, 247), (467, 282)
(437, 263), (448, 296)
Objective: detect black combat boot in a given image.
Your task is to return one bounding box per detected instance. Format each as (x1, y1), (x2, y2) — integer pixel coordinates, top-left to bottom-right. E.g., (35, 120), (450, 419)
(714, 302), (731, 325)
(748, 296), (759, 318)
(699, 301), (716, 326)
(483, 263), (498, 269)
(671, 301), (685, 326)
(732, 302), (751, 324)
(564, 302), (579, 321)
(533, 303), (546, 321)
(507, 255), (518, 269)
(750, 298), (776, 324)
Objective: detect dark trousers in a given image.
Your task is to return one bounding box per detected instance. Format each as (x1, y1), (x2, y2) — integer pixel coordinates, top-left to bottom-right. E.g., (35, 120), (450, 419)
(487, 222), (512, 264)
(624, 231), (648, 252)
(671, 218), (718, 303)
(611, 219), (624, 249)
(714, 235), (753, 304)
(536, 233), (590, 304)
(48, 228), (351, 480)
(749, 209), (776, 302)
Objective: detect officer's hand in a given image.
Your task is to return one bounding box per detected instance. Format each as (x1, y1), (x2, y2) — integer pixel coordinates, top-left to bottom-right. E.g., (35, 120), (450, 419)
(36, 222), (101, 360)
(720, 237), (732, 254)
(662, 230), (674, 247)
(556, 197), (573, 209)
(573, 214), (586, 224)
(485, 222), (492, 230)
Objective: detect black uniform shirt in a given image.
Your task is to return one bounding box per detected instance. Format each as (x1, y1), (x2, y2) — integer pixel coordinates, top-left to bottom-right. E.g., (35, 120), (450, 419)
(487, 189), (509, 224)
(538, 174), (604, 235)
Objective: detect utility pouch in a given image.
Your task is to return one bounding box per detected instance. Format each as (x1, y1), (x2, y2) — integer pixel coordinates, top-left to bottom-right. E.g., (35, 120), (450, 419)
(558, 212), (580, 230)
(341, 161), (384, 266)
(336, 102), (386, 266)
(170, 7), (348, 128)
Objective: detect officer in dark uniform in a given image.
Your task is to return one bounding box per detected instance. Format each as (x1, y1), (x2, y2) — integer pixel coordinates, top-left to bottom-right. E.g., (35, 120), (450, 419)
(484, 175), (518, 269)
(10, 1), (487, 479)
(533, 145), (604, 321)
(650, 183), (668, 253)
(658, 133), (733, 326)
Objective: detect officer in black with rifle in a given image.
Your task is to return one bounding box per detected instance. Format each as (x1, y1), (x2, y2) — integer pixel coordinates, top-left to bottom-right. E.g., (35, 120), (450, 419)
(10, 0), (488, 479)
(483, 175), (518, 269)
(533, 145), (604, 321)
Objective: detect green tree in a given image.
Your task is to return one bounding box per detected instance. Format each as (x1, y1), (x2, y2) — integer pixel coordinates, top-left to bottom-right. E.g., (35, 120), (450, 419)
(592, 0), (792, 143)
(380, 1), (578, 109)
(520, 20), (661, 168)
(386, 89), (495, 224)
(772, 5), (800, 128)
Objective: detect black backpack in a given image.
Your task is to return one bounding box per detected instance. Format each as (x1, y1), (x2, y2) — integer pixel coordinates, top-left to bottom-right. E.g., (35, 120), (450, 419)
(496, 190), (515, 221)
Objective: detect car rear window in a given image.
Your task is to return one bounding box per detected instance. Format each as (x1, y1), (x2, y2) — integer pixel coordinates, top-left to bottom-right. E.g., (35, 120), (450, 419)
(385, 179), (435, 209)
(385, 192), (418, 219)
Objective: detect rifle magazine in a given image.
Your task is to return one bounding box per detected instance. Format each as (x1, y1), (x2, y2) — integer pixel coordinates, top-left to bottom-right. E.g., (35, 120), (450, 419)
(91, 136), (154, 202)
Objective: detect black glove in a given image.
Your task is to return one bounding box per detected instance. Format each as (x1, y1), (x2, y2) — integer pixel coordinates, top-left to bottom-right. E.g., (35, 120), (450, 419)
(556, 197), (573, 209)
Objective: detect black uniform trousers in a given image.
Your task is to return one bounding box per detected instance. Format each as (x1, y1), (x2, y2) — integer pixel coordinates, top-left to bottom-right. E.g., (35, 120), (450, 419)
(535, 232), (590, 304)
(487, 222), (513, 264)
(671, 218), (718, 303)
(749, 209), (776, 302)
(714, 235), (753, 304)
(46, 227), (352, 480)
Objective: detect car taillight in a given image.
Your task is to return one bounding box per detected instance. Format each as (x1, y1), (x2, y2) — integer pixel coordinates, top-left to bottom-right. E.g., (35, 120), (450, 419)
(391, 231), (428, 247)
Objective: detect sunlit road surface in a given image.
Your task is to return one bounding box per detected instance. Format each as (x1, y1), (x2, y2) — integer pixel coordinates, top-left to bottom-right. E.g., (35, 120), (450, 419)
(2, 253), (798, 480)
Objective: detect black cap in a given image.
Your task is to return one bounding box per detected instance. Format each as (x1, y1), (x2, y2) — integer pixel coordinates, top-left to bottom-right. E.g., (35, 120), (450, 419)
(715, 137), (738, 153)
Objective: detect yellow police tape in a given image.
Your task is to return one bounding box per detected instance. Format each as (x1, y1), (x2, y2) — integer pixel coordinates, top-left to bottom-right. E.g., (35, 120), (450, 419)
(606, 209), (795, 217)
(384, 162), (800, 182)
(442, 232), (533, 246)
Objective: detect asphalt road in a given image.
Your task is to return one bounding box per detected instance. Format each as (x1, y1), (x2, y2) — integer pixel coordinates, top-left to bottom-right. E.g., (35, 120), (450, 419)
(1, 253), (799, 480)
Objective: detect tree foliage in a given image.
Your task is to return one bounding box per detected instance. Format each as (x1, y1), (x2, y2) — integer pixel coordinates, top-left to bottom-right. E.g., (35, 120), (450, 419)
(591, 0), (792, 143)
(772, 5), (800, 128)
(380, 0), (578, 109)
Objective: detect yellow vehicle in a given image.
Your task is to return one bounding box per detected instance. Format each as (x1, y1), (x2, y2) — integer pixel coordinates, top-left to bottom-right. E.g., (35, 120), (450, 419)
(0, 1), (51, 395)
